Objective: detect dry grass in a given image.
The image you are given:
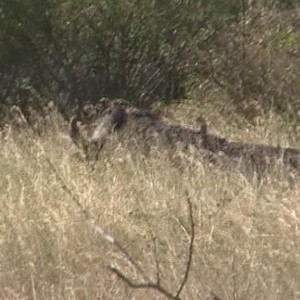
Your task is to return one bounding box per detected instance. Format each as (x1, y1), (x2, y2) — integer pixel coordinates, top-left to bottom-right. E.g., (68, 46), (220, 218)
(1, 102), (300, 300)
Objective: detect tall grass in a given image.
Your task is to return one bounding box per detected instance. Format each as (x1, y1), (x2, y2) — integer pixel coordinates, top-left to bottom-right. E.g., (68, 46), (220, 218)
(1, 103), (300, 300)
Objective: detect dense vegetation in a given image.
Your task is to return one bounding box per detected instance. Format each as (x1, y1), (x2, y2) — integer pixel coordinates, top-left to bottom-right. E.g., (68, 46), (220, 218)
(1, 101), (300, 300)
(1, 0), (300, 121)
(1, 2), (300, 299)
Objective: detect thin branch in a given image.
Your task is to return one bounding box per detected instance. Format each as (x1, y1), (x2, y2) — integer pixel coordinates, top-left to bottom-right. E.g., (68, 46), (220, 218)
(137, 197), (161, 285)
(109, 193), (196, 300)
(144, 218), (161, 285)
(45, 155), (223, 300)
(46, 157), (151, 282)
(175, 194), (195, 298)
(152, 236), (161, 285)
(46, 157), (87, 216)
(108, 266), (182, 300)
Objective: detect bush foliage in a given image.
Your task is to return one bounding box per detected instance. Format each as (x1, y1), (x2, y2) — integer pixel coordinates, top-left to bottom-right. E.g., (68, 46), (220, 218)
(0, 0), (299, 120)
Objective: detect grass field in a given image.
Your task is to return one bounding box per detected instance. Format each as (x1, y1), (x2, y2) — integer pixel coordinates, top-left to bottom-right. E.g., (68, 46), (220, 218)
(1, 101), (300, 300)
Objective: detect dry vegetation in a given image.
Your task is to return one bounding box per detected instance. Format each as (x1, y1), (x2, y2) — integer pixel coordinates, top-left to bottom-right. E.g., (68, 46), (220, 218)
(1, 2), (300, 299)
(1, 101), (300, 300)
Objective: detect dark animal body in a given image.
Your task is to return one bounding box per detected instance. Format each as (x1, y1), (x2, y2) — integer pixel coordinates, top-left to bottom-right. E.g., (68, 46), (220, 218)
(69, 100), (300, 178)
(211, 141), (300, 176)
(200, 123), (300, 176)
(69, 106), (210, 161)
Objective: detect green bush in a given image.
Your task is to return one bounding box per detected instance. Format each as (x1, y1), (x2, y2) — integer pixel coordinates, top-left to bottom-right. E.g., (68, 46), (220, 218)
(1, 0), (299, 122)
(0, 0), (240, 112)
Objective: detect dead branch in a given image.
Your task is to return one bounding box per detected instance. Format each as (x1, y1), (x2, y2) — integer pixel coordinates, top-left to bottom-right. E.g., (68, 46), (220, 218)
(106, 194), (195, 300)
(46, 157), (150, 281)
(175, 194), (195, 298)
(108, 266), (180, 300)
(47, 156), (222, 300)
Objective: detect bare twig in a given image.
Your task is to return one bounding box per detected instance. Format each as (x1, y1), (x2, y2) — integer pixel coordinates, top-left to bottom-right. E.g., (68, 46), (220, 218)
(109, 193), (195, 300)
(137, 198), (161, 285)
(108, 266), (181, 300)
(175, 194), (195, 298)
(46, 157), (150, 282)
(46, 157), (219, 299)
(46, 157), (87, 216)
(152, 235), (161, 285)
